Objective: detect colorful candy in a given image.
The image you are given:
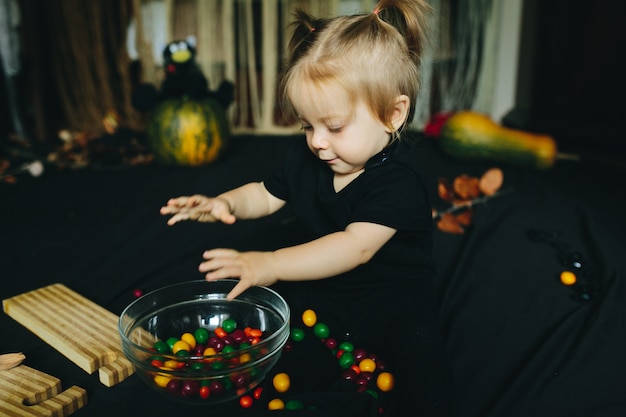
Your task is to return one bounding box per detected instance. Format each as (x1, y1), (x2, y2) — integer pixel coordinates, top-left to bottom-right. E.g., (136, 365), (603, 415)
(147, 318), (267, 401)
(261, 307), (397, 413)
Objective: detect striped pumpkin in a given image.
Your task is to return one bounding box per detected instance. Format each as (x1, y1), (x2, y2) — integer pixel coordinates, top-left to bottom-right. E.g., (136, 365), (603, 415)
(146, 97), (230, 166)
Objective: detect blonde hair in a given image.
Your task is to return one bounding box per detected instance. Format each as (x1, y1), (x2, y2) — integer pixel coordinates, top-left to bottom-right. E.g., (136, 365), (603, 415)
(279, 0), (431, 135)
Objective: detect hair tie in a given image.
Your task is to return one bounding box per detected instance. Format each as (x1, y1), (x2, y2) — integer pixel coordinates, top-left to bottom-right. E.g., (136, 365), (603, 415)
(373, 8), (380, 15)
(310, 27), (316, 32)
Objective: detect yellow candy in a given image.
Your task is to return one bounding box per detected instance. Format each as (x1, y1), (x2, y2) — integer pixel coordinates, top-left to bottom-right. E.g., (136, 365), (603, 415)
(162, 360), (180, 369)
(560, 271), (577, 286)
(203, 347), (217, 357)
(272, 372), (290, 393)
(301, 309), (317, 327)
(172, 340), (191, 354)
(153, 374), (171, 388)
(376, 371), (395, 392)
(359, 358), (377, 373)
(180, 332), (197, 350)
(239, 353), (252, 363)
(268, 398), (285, 410)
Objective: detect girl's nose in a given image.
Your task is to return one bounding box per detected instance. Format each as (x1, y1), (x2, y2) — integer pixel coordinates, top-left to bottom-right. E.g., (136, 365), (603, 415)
(310, 131), (328, 150)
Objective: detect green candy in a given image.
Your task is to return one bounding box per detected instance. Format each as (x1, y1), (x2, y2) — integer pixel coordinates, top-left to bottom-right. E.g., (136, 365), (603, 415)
(194, 327), (209, 344)
(166, 337), (178, 350)
(365, 389), (379, 399)
(313, 323), (330, 339)
(153, 340), (169, 354)
(285, 399), (304, 410)
(338, 341), (354, 352)
(291, 327), (305, 342)
(222, 318), (237, 333)
(338, 351), (355, 369)
(211, 361), (225, 371)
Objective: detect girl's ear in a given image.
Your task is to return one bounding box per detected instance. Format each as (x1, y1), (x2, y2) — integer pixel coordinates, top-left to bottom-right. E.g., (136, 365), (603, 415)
(389, 95), (411, 132)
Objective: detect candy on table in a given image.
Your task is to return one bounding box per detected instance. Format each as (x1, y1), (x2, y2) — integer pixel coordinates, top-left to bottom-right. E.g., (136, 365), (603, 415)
(258, 308), (396, 414)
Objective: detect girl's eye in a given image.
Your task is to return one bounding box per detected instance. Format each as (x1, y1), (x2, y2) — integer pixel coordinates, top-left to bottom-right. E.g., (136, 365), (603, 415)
(328, 126), (342, 134)
(300, 125), (313, 132)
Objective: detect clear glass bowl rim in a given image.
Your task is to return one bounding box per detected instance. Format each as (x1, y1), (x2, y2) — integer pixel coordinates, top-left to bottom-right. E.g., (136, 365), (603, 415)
(118, 279), (290, 366)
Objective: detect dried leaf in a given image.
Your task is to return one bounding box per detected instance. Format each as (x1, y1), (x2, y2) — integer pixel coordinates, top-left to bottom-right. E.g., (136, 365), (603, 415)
(453, 175), (480, 200)
(0, 352), (26, 370)
(437, 178), (454, 202)
(437, 213), (465, 234)
(479, 167), (504, 196)
(454, 210), (473, 226)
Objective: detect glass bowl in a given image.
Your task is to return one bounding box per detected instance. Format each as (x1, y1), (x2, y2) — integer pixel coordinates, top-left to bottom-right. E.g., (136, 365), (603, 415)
(118, 279), (290, 405)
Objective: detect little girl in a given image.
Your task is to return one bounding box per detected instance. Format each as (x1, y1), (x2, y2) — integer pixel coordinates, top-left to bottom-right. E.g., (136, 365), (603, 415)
(161, 1), (453, 415)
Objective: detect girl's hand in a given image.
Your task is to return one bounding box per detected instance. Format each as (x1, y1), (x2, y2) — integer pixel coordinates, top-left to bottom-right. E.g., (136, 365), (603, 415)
(160, 195), (236, 225)
(199, 249), (277, 300)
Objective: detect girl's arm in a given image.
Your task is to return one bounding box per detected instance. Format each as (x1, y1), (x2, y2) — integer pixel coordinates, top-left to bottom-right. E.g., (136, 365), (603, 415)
(161, 182), (285, 225)
(201, 221), (396, 299)
(218, 181), (285, 220)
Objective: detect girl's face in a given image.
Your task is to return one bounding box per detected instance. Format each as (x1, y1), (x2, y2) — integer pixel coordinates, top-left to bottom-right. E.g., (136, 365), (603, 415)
(290, 82), (391, 178)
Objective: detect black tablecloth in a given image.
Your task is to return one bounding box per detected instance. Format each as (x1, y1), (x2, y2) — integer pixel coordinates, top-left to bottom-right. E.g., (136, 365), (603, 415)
(2, 134), (626, 417)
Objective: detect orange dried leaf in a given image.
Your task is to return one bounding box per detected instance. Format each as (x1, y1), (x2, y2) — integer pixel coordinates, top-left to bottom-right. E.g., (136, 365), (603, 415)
(453, 175), (480, 200)
(437, 213), (465, 234)
(454, 210), (473, 226)
(479, 167), (504, 196)
(437, 178), (454, 202)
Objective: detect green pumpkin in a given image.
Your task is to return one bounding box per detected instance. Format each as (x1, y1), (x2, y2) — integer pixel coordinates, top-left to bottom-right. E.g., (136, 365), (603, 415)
(147, 97), (230, 166)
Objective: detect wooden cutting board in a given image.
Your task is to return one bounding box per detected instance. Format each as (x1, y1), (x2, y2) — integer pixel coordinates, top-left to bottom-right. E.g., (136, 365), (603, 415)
(0, 364), (87, 416)
(3, 283), (134, 387)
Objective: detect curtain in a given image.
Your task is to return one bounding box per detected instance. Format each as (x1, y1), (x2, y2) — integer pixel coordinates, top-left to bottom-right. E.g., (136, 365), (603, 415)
(23, 0), (140, 139)
(194, 0), (341, 134)
(11, 0), (496, 141)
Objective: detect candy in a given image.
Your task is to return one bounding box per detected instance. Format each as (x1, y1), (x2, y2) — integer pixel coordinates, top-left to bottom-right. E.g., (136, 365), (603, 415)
(291, 327), (305, 342)
(239, 395), (253, 408)
(199, 385), (211, 399)
(144, 320), (267, 401)
(153, 374), (171, 388)
(560, 270), (577, 286)
(180, 332), (197, 350)
(376, 372), (395, 392)
(272, 372), (290, 393)
(301, 309), (317, 327)
(181, 380), (200, 397)
(285, 399), (304, 410)
(313, 322), (330, 339)
(359, 358), (377, 373)
(172, 340), (191, 355)
(153, 340), (169, 354)
(338, 351), (355, 369)
(222, 318), (238, 333)
(277, 307), (396, 411)
(338, 341), (354, 352)
(194, 328), (209, 345)
(268, 398), (285, 410)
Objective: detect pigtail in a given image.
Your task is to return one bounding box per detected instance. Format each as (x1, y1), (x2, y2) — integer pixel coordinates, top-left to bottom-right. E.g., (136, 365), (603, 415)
(372, 0), (431, 59)
(286, 9), (327, 66)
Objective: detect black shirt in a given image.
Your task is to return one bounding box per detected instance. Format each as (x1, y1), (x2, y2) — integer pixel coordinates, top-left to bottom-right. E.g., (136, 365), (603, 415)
(264, 134), (452, 416)
(264, 134), (434, 291)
